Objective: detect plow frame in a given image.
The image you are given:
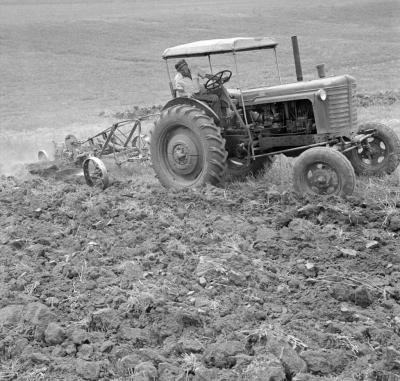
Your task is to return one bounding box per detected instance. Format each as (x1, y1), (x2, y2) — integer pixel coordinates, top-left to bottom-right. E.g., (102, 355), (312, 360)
(39, 114), (158, 189)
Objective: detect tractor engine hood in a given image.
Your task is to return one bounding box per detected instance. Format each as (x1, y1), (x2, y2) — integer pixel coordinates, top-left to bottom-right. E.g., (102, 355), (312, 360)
(232, 75), (356, 105)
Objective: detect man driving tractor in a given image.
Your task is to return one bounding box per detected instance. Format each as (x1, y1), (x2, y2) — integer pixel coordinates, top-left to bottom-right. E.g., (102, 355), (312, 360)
(174, 59), (222, 116)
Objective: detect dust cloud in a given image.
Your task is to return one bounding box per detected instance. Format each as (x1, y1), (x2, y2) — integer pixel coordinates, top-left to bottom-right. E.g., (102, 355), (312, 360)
(0, 124), (108, 176)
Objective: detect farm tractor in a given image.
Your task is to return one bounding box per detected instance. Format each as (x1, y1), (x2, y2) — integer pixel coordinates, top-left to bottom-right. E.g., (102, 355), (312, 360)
(150, 36), (400, 196)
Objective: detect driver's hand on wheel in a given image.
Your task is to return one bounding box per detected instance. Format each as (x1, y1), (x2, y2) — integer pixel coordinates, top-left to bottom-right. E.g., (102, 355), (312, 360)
(191, 73), (202, 94)
(198, 84), (207, 94)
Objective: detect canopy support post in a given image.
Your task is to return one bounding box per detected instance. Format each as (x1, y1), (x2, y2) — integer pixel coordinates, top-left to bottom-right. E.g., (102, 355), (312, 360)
(233, 51), (254, 159)
(207, 55), (213, 74)
(165, 60), (175, 98)
(274, 48), (282, 84)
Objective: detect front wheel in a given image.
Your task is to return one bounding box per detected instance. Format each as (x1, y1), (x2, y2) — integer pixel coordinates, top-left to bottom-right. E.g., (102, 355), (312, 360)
(293, 147), (355, 196)
(346, 122), (400, 175)
(150, 105), (227, 189)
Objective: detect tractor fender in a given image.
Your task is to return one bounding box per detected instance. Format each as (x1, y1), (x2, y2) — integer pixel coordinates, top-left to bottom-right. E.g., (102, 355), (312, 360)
(162, 97), (220, 125)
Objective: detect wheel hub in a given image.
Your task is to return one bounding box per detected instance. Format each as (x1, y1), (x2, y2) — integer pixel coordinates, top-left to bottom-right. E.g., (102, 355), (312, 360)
(359, 138), (387, 165)
(172, 144), (190, 164)
(167, 134), (199, 175)
(313, 169), (330, 186)
(307, 164), (339, 194)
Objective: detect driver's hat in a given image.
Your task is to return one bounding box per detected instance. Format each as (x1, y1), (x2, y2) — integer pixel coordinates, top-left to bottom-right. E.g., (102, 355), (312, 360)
(175, 59), (188, 71)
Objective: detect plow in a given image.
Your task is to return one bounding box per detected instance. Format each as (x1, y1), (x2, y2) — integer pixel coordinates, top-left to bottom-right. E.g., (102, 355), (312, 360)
(36, 115), (155, 189)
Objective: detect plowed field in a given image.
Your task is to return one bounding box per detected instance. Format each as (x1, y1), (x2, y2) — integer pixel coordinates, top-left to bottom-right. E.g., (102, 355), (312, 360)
(1, 162), (400, 380)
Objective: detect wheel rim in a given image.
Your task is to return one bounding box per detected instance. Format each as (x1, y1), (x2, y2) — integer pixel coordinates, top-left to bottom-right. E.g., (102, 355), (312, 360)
(228, 157), (247, 168)
(38, 150), (49, 162)
(304, 162), (341, 195)
(357, 137), (388, 167)
(160, 126), (203, 185)
(226, 156), (272, 178)
(83, 157), (109, 189)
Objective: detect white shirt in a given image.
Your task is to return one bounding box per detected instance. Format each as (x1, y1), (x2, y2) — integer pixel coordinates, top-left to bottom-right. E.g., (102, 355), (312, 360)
(174, 72), (199, 97)
(174, 66), (206, 97)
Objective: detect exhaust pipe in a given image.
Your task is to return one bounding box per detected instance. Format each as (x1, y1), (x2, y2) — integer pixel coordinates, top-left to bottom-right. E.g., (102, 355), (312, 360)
(291, 36), (303, 81)
(316, 63), (326, 78)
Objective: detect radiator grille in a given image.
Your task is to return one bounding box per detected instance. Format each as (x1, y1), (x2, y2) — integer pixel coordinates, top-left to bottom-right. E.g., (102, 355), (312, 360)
(327, 84), (357, 130)
(351, 83), (357, 128)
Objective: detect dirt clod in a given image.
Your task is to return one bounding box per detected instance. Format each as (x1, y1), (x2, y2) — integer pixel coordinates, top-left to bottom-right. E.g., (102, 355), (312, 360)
(203, 340), (245, 368)
(44, 322), (66, 345)
(75, 359), (102, 380)
(300, 349), (350, 375)
(353, 285), (374, 308)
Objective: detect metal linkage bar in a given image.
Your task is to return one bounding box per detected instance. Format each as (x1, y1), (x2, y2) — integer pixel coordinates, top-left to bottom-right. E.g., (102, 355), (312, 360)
(253, 139), (339, 159)
(99, 123), (119, 158)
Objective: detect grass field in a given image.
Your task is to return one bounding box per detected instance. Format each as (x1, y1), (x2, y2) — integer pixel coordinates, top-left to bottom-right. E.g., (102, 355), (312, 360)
(0, 0), (399, 167)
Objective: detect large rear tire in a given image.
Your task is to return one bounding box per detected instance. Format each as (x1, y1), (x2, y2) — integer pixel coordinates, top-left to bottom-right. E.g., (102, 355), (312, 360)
(150, 105), (227, 189)
(346, 122), (400, 175)
(293, 147), (355, 196)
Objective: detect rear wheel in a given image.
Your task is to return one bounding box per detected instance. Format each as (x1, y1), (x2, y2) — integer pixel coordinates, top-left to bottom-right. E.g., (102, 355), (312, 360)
(293, 147), (355, 196)
(347, 122), (400, 175)
(150, 105), (227, 189)
(225, 156), (274, 181)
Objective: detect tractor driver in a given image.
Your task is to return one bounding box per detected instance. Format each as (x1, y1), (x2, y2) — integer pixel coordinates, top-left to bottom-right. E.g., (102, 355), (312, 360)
(174, 59), (222, 116)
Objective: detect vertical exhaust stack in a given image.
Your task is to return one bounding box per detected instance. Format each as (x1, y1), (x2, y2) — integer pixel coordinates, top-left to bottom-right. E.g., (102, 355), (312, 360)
(316, 63), (326, 78)
(291, 36), (303, 81)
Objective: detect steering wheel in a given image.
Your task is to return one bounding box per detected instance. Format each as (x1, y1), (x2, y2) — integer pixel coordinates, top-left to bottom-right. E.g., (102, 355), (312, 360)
(205, 70), (232, 90)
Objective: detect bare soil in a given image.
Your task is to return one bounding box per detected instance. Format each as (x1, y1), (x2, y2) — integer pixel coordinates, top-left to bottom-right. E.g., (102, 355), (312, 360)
(0, 164), (399, 380)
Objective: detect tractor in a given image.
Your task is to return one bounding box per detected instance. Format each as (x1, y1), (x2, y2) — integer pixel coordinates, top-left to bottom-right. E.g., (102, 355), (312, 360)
(150, 36), (400, 196)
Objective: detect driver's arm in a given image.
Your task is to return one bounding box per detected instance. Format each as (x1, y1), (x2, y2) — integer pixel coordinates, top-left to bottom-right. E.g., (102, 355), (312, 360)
(195, 67), (213, 80)
(192, 67), (212, 93)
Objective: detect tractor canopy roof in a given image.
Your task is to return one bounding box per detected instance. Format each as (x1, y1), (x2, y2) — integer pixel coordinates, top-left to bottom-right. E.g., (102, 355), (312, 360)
(162, 37), (278, 59)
